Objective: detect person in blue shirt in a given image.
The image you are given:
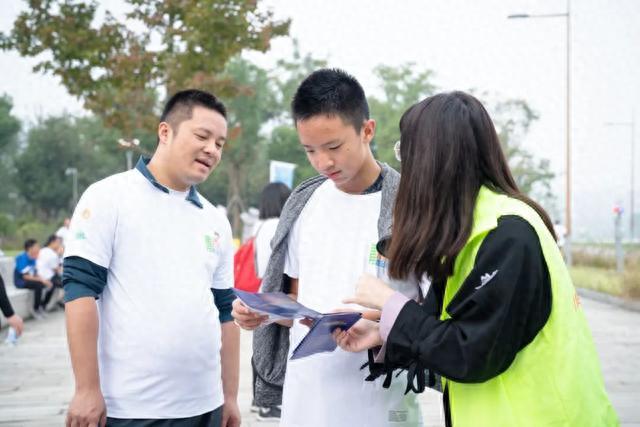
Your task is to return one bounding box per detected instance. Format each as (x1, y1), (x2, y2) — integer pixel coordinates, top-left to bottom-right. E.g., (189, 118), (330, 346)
(14, 238), (54, 319)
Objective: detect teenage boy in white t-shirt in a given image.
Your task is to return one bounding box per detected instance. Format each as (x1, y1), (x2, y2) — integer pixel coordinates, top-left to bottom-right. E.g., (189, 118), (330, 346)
(63, 90), (240, 427)
(232, 69), (423, 426)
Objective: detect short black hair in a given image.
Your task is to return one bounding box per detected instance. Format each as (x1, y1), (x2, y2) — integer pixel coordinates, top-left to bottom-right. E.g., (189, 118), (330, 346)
(44, 235), (60, 247)
(24, 239), (37, 251)
(259, 182), (292, 219)
(160, 89), (227, 135)
(291, 68), (369, 132)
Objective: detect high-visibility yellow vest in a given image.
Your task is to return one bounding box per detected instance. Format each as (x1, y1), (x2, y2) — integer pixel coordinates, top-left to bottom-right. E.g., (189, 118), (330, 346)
(440, 187), (618, 426)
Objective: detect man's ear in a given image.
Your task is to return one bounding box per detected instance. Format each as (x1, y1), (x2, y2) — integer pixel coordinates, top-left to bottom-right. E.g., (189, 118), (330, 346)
(362, 119), (376, 145)
(158, 122), (172, 145)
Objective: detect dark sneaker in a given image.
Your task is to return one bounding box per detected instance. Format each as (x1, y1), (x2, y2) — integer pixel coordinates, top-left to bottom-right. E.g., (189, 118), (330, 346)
(29, 307), (44, 320)
(256, 406), (281, 421)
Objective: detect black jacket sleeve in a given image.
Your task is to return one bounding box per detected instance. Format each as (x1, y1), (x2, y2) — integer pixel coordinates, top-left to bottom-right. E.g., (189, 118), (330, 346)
(0, 274), (15, 318)
(383, 215), (552, 386)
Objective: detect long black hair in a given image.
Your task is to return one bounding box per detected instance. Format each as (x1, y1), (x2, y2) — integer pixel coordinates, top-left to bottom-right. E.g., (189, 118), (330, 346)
(259, 182), (292, 219)
(388, 91), (555, 283)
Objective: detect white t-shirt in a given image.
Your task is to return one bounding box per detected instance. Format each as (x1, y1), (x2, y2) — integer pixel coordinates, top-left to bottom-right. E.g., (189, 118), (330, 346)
(254, 217), (279, 279)
(56, 226), (70, 244)
(64, 168), (234, 419)
(36, 247), (60, 280)
(281, 180), (423, 427)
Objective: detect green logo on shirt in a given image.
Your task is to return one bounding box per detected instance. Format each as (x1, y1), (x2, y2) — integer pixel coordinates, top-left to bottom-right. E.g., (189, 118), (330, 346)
(204, 232), (221, 253)
(75, 230), (86, 240)
(368, 243), (387, 268)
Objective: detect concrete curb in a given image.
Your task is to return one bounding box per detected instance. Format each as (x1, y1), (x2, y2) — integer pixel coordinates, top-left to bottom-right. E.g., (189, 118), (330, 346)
(577, 287), (640, 313)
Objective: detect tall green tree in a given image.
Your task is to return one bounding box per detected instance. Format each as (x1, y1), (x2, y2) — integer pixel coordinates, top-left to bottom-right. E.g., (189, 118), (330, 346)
(0, 0), (290, 140)
(0, 95), (20, 153)
(0, 95), (22, 215)
(264, 46), (327, 187)
(490, 98), (555, 204)
(369, 64), (437, 166)
(198, 56), (280, 233)
(13, 115), (125, 219)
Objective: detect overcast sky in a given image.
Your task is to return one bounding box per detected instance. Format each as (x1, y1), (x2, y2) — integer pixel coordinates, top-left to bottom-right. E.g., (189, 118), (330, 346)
(1, 0), (639, 240)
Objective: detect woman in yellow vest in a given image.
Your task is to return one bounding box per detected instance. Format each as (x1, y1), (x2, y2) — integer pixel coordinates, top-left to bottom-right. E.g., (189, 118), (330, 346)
(335, 91), (618, 426)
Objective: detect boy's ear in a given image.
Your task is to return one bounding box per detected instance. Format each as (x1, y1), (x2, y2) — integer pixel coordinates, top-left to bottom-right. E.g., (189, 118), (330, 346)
(362, 119), (376, 145)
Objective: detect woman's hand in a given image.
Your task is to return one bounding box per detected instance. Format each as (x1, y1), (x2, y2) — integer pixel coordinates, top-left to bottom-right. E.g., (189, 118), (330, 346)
(333, 319), (382, 353)
(342, 273), (395, 310)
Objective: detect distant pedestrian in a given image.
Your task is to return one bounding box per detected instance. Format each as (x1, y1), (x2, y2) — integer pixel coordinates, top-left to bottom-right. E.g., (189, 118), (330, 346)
(55, 218), (71, 246)
(248, 182), (290, 418)
(553, 220), (567, 250)
(254, 182), (291, 281)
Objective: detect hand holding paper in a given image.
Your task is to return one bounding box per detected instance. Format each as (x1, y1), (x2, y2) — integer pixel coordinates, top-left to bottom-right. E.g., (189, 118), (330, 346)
(231, 298), (269, 330)
(333, 318), (383, 353)
(233, 289), (361, 359)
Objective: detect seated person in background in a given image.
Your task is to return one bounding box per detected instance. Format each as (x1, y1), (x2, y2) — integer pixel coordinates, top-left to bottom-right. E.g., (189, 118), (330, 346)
(37, 235), (64, 310)
(14, 239), (54, 319)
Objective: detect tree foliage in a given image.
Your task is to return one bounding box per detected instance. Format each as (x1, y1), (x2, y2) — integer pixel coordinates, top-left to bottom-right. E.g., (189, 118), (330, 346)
(0, 95), (21, 153)
(490, 98), (555, 200)
(13, 115), (124, 219)
(0, 95), (21, 215)
(369, 63), (437, 166)
(199, 56), (279, 232)
(0, 0), (290, 137)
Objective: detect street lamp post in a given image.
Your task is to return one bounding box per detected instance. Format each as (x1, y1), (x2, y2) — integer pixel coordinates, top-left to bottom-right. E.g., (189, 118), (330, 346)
(605, 112), (637, 240)
(508, 0), (572, 264)
(118, 138), (141, 170)
(65, 167), (78, 208)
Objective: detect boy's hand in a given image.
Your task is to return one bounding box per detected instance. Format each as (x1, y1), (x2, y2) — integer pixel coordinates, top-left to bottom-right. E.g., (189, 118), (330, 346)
(231, 298), (268, 330)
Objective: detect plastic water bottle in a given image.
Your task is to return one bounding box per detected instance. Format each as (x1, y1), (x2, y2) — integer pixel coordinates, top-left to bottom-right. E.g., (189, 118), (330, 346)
(4, 327), (18, 346)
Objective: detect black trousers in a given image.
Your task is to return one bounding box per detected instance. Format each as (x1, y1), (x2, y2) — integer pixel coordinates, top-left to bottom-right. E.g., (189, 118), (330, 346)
(20, 280), (55, 310)
(106, 406), (223, 427)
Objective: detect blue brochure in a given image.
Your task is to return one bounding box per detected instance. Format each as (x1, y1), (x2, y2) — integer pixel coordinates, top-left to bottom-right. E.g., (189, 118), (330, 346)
(233, 289), (362, 359)
(290, 312), (362, 360)
(232, 289), (321, 320)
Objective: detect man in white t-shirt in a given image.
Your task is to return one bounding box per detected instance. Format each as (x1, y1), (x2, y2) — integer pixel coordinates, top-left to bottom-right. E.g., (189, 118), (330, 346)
(233, 69), (423, 426)
(63, 90), (240, 427)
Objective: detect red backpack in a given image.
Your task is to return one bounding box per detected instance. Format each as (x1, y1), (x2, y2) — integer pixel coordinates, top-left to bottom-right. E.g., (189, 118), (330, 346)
(234, 236), (261, 293)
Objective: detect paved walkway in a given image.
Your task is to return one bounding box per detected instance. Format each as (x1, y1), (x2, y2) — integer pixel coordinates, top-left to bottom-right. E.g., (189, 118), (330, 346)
(0, 297), (638, 426)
